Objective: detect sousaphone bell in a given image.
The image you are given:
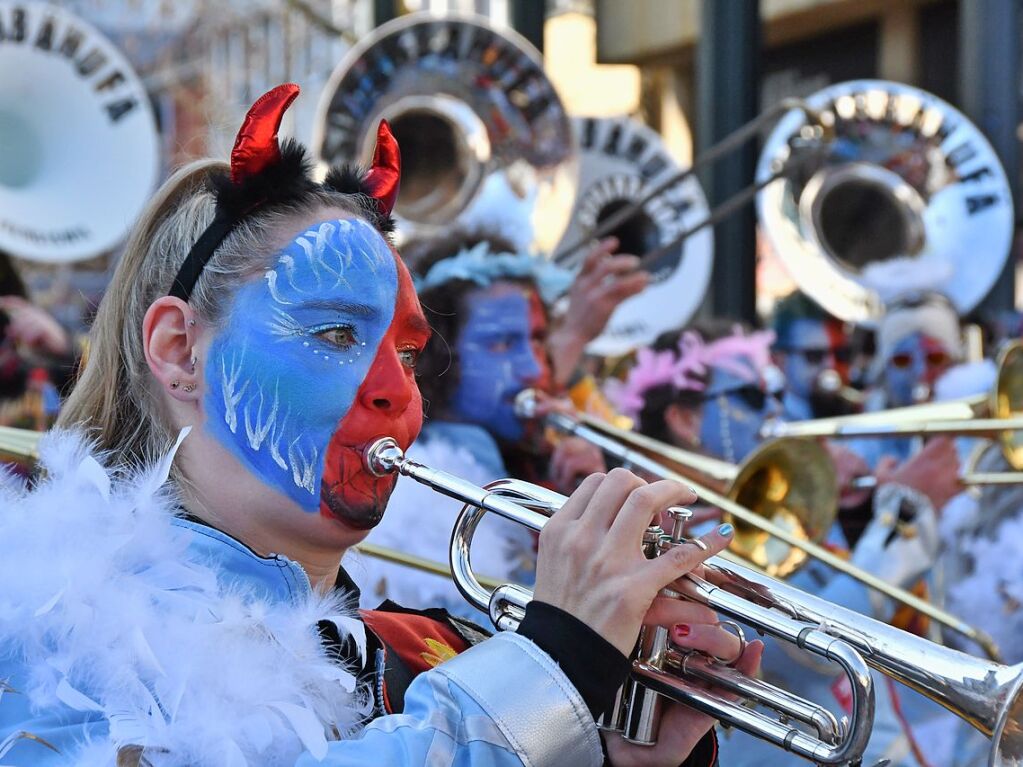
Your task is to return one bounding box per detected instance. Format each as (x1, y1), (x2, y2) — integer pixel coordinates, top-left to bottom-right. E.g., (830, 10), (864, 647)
(312, 13), (577, 256)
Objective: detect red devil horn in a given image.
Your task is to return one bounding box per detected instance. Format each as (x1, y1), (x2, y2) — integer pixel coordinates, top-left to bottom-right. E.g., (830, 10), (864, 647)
(363, 120), (401, 217)
(229, 83), (301, 184)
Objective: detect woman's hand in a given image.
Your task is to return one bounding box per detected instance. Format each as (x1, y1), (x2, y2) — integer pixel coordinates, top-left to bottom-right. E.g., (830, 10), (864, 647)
(533, 467), (734, 656)
(549, 437), (606, 493)
(0, 295), (70, 357)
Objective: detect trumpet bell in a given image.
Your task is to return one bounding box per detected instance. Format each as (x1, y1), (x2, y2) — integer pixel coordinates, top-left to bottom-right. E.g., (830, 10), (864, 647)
(728, 438), (837, 577)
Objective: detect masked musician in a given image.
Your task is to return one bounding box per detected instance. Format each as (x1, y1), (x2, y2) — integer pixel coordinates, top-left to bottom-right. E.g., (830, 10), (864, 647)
(354, 231), (633, 616)
(848, 291), (962, 468)
(607, 321), (782, 466)
(770, 291), (853, 421)
(607, 323), (960, 766)
(0, 85), (760, 767)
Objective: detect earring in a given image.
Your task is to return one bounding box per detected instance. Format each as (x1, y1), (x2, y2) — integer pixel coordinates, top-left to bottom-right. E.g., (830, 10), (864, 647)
(190, 355), (197, 373)
(170, 381), (180, 390)
(188, 319), (196, 327)
(183, 383), (196, 393)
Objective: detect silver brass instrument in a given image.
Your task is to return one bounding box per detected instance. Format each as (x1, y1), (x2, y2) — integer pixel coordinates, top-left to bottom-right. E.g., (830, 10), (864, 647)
(364, 436), (1023, 766)
(558, 81), (1012, 329)
(312, 13), (576, 254)
(758, 80), (1014, 323)
(554, 116), (713, 356)
(0, 1), (159, 264)
(513, 390), (1001, 660)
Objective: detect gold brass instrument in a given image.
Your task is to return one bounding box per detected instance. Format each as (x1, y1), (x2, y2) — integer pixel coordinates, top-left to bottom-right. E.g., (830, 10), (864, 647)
(364, 436), (1023, 766)
(513, 390), (1000, 660)
(765, 341), (1023, 475)
(559, 408), (837, 578)
(0, 425), (39, 465)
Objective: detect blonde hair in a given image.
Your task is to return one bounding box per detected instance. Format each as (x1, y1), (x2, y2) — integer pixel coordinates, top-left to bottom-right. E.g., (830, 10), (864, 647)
(57, 159), (370, 482)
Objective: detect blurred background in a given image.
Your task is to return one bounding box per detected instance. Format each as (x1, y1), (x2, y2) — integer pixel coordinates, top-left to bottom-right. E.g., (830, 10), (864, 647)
(3, 0), (1018, 329)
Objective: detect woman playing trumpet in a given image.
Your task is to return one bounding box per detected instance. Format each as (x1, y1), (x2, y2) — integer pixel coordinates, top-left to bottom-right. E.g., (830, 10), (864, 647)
(0, 85), (759, 767)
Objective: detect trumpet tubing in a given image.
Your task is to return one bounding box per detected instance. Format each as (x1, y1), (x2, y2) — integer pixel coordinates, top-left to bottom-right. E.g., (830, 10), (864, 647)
(363, 437), (1023, 766)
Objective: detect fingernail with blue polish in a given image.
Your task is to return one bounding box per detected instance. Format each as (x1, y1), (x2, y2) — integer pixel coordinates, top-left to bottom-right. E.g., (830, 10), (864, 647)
(718, 523), (734, 536)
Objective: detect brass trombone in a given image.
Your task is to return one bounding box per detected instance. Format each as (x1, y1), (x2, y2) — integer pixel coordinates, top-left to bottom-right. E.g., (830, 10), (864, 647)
(364, 436), (1023, 766)
(765, 341), (1023, 483)
(513, 390), (1001, 661)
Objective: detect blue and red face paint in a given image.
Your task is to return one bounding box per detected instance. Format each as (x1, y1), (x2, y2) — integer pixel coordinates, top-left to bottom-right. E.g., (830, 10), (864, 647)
(205, 217), (429, 529)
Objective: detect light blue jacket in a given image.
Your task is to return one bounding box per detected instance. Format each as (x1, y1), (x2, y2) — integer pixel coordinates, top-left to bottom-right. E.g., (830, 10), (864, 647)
(0, 518), (603, 767)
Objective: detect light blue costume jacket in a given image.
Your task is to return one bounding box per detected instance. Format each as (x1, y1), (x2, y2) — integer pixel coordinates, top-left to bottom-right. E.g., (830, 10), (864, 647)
(0, 516), (602, 767)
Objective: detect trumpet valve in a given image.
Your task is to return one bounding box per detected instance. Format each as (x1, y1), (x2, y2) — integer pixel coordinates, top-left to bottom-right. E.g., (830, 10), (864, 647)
(666, 506), (694, 544)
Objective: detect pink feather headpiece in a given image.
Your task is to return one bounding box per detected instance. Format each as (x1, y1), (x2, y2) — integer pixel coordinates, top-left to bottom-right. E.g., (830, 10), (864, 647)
(605, 327), (776, 419)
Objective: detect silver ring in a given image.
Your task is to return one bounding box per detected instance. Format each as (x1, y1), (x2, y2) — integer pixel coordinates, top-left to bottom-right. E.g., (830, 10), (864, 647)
(685, 538), (709, 551)
(714, 620), (747, 667)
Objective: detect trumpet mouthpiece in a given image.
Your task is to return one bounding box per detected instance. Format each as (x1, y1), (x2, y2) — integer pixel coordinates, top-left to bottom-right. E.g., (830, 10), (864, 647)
(364, 437), (404, 477)
(514, 389), (539, 419)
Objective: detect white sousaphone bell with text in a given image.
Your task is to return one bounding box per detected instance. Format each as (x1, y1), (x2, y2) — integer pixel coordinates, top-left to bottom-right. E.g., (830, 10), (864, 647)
(0, 1), (159, 264)
(554, 116), (713, 357)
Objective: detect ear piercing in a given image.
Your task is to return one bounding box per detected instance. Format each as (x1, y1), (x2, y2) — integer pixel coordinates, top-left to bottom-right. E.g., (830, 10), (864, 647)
(188, 319), (197, 327)
(170, 381), (180, 390)
(183, 383), (196, 393)
(190, 355), (197, 373)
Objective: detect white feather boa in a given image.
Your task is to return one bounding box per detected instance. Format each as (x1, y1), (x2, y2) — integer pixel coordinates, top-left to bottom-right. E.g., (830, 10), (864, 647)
(0, 430), (371, 766)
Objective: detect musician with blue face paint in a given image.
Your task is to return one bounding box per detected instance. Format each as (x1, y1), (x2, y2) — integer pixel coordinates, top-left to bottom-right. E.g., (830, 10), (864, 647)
(770, 291), (853, 422)
(0, 86), (752, 767)
(355, 231), (612, 618)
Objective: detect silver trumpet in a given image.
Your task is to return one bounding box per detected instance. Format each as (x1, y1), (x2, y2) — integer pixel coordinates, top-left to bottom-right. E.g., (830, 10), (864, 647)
(363, 437), (1023, 765)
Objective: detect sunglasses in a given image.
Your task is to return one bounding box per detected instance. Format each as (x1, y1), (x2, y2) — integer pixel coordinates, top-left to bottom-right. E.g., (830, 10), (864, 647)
(889, 350), (953, 370)
(780, 346), (850, 365)
(712, 385), (782, 411)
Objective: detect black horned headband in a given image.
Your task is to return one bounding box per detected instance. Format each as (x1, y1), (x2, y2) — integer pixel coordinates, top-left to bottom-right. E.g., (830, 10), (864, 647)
(168, 83), (401, 302)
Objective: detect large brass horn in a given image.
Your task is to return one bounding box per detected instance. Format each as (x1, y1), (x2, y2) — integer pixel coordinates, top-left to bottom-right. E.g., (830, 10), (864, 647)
(553, 115), (714, 356)
(557, 81), (1013, 326)
(757, 80), (1014, 323)
(0, 1), (159, 264)
(364, 436), (1023, 766)
(512, 390), (1000, 660)
(311, 13), (576, 254)
(764, 341), (1023, 472)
